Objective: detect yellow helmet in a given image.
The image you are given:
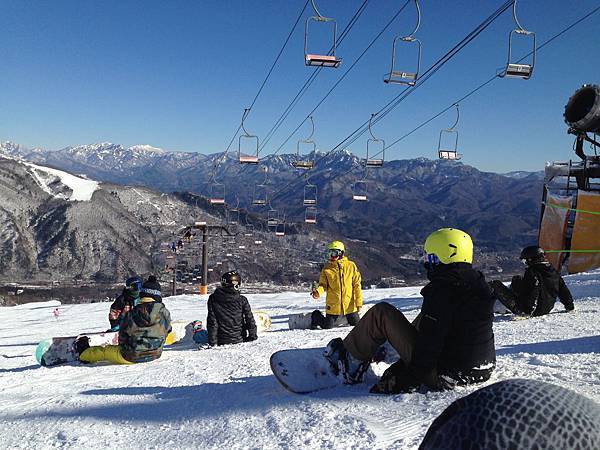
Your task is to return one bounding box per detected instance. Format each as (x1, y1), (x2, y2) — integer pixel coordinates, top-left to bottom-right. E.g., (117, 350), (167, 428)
(328, 240), (345, 252)
(424, 228), (473, 264)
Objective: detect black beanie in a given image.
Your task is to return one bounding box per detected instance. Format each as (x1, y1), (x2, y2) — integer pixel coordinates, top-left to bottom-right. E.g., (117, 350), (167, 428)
(141, 275), (162, 302)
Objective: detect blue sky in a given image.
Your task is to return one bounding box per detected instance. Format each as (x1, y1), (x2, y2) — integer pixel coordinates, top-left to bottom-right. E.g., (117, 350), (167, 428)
(1, 0), (599, 172)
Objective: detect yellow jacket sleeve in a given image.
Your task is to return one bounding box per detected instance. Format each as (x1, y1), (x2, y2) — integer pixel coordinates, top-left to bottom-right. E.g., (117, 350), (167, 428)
(316, 269), (328, 297)
(352, 262), (363, 308)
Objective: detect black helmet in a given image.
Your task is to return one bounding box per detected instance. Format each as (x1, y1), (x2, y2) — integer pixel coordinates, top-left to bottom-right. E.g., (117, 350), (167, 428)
(520, 246), (546, 264)
(221, 270), (241, 290)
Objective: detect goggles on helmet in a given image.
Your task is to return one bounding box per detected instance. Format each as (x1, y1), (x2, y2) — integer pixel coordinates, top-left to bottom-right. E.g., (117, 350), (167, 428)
(327, 249), (344, 260)
(422, 253), (441, 270)
(127, 280), (142, 292)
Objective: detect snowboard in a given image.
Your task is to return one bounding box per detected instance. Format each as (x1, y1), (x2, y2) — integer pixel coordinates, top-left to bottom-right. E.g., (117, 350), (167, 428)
(35, 331), (119, 367)
(270, 347), (340, 394)
(36, 319), (196, 367)
(288, 304), (371, 330)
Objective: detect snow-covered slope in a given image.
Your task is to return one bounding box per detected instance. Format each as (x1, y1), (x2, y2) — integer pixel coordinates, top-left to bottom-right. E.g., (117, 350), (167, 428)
(24, 161), (99, 201)
(0, 272), (598, 449)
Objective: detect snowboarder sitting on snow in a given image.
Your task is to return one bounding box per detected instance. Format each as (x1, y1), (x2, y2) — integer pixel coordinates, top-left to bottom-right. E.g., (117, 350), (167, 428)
(324, 228), (496, 394)
(77, 275), (172, 364)
(310, 240), (363, 329)
(107, 275), (142, 331)
(206, 270), (257, 347)
(489, 246), (574, 317)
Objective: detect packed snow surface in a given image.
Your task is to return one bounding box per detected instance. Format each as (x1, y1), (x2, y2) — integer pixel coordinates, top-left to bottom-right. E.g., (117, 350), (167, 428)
(25, 161), (99, 201)
(1, 271), (598, 449)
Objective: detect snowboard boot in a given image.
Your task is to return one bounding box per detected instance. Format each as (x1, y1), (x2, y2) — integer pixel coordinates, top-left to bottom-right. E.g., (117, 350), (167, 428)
(324, 338), (370, 385)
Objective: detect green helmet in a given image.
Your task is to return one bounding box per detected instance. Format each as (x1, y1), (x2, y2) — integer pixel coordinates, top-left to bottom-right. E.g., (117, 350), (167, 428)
(424, 228), (473, 264)
(327, 240), (345, 252)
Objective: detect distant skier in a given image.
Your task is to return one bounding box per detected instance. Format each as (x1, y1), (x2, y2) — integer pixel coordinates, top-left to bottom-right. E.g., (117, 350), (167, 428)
(107, 275), (142, 331)
(310, 240), (363, 329)
(489, 246), (574, 317)
(77, 275), (172, 364)
(324, 228), (496, 394)
(206, 271), (257, 347)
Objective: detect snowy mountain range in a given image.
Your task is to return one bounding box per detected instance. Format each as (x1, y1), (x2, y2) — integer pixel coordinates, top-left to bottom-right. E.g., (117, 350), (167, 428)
(0, 140), (546, 285)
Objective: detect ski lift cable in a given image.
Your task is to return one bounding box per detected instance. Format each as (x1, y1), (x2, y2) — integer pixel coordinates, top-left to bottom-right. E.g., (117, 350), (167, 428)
(256, 0), (373, 156)
(266, 0), (515, 204)
(264, 0), (412, 159)
(325, 3), (600, 179)
(274, 0), (512, 164)
(214, 0), (310, 173)
(380, 3), (600, 155)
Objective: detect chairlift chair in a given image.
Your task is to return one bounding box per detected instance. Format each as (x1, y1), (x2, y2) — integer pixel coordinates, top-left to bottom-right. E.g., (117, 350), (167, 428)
(384, 0), (421, 86)
(209, 182), (225, 205)
(384, 36), (422, 86)
(275, 221), (286, 236)
(303, 183), (318, 206)
(239, 134), (260, 164)
(304, 2), (341, 68)
(267, 208), (279, 229)
(305, 206), (317, 224)
(437, 129), (460, 160)
(365, 113), (385, 167)
(238, 108), (260, 164)
(293, 139), (317, 169)
(352, 179), (368, 201)
(252, 183), (268, 206)
(437, 104), (461, 160)
(501, 0), (536, 80)
(503, 29), (536, 79)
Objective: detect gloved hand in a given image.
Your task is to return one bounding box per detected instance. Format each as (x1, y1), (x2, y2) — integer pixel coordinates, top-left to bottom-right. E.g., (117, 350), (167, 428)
(311, 289), (320, 299)
(369, 360), (420, 394)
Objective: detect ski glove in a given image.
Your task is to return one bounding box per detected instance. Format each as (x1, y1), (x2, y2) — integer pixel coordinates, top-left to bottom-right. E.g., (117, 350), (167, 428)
(370, 360), (420, 394)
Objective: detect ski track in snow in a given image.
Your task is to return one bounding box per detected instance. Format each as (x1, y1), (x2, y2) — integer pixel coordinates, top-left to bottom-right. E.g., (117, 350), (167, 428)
(0, 271), (599, 449)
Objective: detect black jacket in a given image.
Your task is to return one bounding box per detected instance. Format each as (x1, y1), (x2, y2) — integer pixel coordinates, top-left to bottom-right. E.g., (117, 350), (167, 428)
(411, 263), (496, 379)
(511, 262), (574, 316)
(108, 289), (137, 329)
(207, 287), (257, 346)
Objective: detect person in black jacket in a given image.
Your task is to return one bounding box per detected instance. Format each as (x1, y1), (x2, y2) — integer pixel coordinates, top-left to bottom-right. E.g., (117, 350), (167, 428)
(107, 275), (142, 331)
(490, 246), (574, 317)
(324, 228), (496, 394)
(207, 271), (257, 347)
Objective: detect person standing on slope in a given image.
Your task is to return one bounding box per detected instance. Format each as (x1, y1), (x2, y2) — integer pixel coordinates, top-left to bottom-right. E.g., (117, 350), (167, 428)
(107, 275), (142, 331)
(324, 228), (496, 394)
(206, 271), (257, 347)
(489, 246), (574, 317)
(77, 276), (172, 365)
(310, 240), (363, 329)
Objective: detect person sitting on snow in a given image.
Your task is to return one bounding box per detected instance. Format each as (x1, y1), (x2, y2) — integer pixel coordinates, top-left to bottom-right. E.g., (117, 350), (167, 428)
(206, 270), (257, 347)
(107, 275), (142, 331)
(489, 245), (574, 317)
(310, 240), (363, 329)
(77, 275), (172, 364)
(324, 228), (496, 394)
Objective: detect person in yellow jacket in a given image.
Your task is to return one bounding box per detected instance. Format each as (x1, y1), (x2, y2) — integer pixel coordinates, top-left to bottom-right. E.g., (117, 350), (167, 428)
(310, 240), (363, 329)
